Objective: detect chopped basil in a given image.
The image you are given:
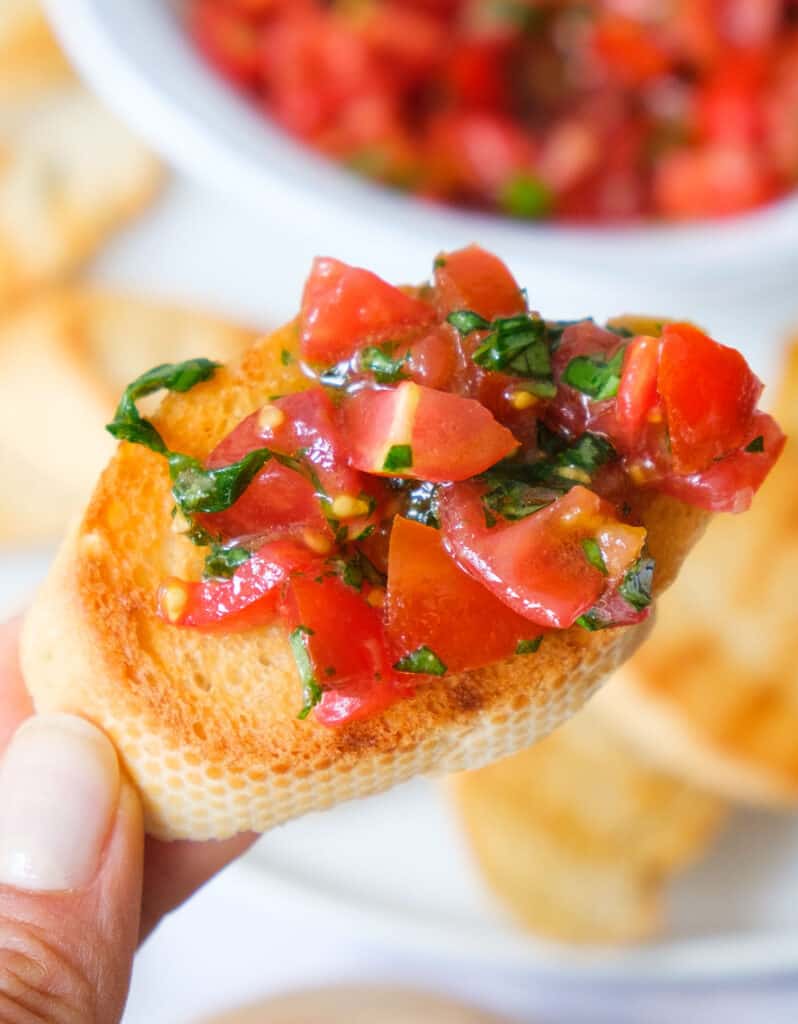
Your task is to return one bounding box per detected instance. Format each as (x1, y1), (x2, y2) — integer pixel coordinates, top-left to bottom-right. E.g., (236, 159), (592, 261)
(203, 544), (251, 579)
(333, 550), (386, 591)
(537, 420), (565, 456)
(604, 325), (635, 339)
(360, 344), (408, 384)
(107, 358), (220, 455)
(434, 256), (447, 269)
(447, 310), (490, 335)
(290, 626), (323, 720)
(394, 645), (447, 676)
(500, 174), (553, 220)
(482, 480), (553, 523)
(576, 610), (610, 632)
(619, 556), (655, 612)
(745, 435), (765, 453)
(280, 348), (294, 366)
(168, 449), (273, 515)
(472, 314), (549, 375)
(556, 433), (615, 475)
(516, 637), (542, 655)
(383, 444), (413, 472)
(403, 480), (440, 529)
(563, 346), (626, 401)
(581, 538), (608, 576)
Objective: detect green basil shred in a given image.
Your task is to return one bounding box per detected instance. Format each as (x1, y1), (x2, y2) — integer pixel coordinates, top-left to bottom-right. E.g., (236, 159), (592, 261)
(203, 544), (251, 579)
(383, 443), (413, 472)
(581, 538), (608, 575)
(394, 646), (447, 676)
(745, 435), (765, 453)
(619, 556), (655, 611)
(516, 637), (543, 655)
(563, 346), (626, 401)
(360, 344), (409, 384)
(290, 626), (323, 720)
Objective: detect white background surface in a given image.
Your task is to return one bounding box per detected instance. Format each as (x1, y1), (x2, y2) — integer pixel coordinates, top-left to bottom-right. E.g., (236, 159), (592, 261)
(1, 173), (798, 1021)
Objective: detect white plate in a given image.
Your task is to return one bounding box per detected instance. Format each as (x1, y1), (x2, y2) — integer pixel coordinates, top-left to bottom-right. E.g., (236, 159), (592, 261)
(45, 0), (798, 287)
(241, 777), (798, 984)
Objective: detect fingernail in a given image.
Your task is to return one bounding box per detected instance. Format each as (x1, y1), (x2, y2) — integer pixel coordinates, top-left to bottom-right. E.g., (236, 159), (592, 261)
(0, 714), (120, 892)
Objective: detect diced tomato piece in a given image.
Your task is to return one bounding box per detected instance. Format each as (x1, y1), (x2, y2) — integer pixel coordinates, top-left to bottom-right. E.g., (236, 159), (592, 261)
(434, 244), (526, 320)
(592, 14), (672, 86)
(403, 325), (458, 390)
(653, 143), (775, 219)
(658, 322), (763, 474)
(157, 540), (321, 631)
(200, 388), (367, 542)
(659, 411), (785, 513)
(300, 257), (434, 365)
(386, 517), (541, 672)
(344, 381), (517, 481)
(444, 40), (509, 109)
(440, 483), (645, 629)
(614, 335), (662, 451)
(189, 0), (263, 89)
(284, 575), (405, 725)
(549, 320), (628, 438)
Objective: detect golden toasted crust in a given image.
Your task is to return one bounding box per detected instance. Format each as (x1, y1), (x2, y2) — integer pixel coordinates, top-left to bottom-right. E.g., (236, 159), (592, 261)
(595, 344), (798, 805)
(22, 323), (709, 840)
(448, 705), (725, 945)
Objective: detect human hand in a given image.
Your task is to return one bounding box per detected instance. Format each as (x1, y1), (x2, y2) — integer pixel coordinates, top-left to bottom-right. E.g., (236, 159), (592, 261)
(0, 618), (256, 1022)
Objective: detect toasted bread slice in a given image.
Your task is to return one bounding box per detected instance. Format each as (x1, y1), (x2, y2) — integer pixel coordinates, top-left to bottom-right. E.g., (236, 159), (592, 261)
(448, 705), (726, 944)
(21, 320), (709, 840)
(0, 290), (255, 545)
(595, 344), (798, 805)
(0, 86), (162, 311)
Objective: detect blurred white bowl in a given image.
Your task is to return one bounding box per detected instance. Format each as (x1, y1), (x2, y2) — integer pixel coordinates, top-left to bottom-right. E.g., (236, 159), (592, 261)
(45, 0), (798, 289)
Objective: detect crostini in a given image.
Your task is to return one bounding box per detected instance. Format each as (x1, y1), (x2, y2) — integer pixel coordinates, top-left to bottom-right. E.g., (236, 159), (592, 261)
(22, 246), (783, 839)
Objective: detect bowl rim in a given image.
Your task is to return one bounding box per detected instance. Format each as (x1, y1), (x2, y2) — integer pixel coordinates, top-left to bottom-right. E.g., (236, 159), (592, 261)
(44, 0), (798, 278)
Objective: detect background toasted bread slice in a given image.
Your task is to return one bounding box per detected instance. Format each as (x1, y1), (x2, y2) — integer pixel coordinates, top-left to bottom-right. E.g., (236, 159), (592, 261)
(595, 344), (798, 805)
(0, 85), (162, 311)
(448, 705), (726, 944)
(21, 320), (709, 840)
(0, 290), (255, 545)
(0, 0), (72, 102)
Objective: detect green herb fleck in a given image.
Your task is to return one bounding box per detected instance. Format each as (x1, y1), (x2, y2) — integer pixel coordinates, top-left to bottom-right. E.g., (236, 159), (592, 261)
(745, 435), (765, 453)
(447, 310), (490, 335)
(361, 344), (408, 384)
(472, 314), (550, 378)
(203, 544), (251, 579)
(383, 444), (413, 472)
(576, 610), (609, 632)
(280, 348), (294, 366)
(394, 646), (447, 676)
(516, 637), (543, 655)
(403, 480), (440, 529)
(434, 256), (447, 269)
(563, 346), (626, 401)
(482, 480), (553, 522)
(290, 626), (323, 720)
(500, 174), (553, 220)
(581, 538), (608, 575)
(619, 556), (655, 612)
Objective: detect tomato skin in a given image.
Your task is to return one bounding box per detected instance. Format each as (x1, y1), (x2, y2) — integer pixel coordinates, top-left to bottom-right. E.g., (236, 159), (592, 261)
(300, 257), (434, 365)
(614, 335), (662, 451)
(440, 483), (644, 630)
(386, 517), (541, 672)
(284, 574), (406, 726)
(653, 143), (774, 219)
(658, 322), (763, 474)
(344, 381), (518, 482)
(434, 244), (526, 321)
(157, 540), (321, 630)
(200, 388), (363, 542)
(549, 320), (628, 439)
(189, 0), (263, 89)
(658, 411), (785, 513)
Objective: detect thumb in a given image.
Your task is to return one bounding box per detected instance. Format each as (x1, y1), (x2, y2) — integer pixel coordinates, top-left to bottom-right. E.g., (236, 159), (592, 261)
(0, 713), (143, 1024)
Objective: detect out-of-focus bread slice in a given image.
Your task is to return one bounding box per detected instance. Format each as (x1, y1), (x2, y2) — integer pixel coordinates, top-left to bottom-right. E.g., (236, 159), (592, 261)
(199, 987), (510, 1024)
(21, 319), (709, 841)
(0, 290), (256, 545)
(0, 0), (73, 102)
(448, 706), (726, 944)
(596, 345), (798, 805)
(0, 87), (162, 311)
